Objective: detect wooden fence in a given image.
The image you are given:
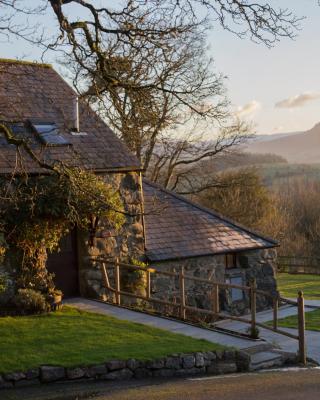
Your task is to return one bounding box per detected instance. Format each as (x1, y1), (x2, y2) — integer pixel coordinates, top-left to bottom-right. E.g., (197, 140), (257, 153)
(93, 257), (307, 365)
(278, 256), (320, 275)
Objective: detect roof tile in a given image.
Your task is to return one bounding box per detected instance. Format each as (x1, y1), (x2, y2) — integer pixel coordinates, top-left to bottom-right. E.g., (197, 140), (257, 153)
(143, 180), (277, 262)
(0, 61), (141, 173)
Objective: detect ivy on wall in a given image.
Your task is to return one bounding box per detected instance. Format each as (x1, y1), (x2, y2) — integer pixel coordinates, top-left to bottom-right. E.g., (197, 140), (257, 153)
(0, 166), (125, 308)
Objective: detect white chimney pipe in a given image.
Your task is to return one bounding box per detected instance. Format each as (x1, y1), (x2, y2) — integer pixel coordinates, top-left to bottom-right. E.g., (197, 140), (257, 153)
(73, 96), (80, 132)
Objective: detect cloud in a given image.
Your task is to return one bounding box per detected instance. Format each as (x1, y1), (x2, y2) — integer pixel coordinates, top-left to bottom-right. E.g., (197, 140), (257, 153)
(273, 125), (284, 132)
(275, 92), (320, 108)
(236, 100), (261, 117)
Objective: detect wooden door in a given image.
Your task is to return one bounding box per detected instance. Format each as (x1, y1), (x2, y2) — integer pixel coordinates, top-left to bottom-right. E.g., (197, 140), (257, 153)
(47, 230), (79, 297)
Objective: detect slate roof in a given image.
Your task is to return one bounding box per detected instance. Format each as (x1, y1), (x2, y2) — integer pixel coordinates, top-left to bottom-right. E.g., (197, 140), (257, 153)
(143, 180), (278, 262)
(0, 60), (141, 173)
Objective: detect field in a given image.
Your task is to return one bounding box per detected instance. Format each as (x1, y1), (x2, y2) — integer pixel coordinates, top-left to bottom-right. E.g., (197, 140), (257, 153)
(277, 273), (320, 300)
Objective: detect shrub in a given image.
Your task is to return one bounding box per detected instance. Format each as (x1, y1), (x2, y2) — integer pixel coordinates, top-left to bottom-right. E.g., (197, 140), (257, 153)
(0, 273), (7, 295)
(247, 326), (260, 339)
(124, 258), (148, 292)
(13, 289), (48, 315)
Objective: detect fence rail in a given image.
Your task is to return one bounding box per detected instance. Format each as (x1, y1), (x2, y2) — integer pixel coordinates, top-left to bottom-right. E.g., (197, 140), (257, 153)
(93, 257), (306, 365)
(278, 256), (320, 275)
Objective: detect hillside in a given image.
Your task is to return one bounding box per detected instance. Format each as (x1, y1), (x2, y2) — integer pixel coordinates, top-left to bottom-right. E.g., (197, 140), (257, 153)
(246, 123), (320, 164)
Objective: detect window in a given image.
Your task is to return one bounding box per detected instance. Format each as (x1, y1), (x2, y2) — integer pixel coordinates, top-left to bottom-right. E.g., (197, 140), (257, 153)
(30, 121), (71, 146)
(228, 275), (244, 301)
(10, 123), (28, 138)
(0, 122), (29, 144)
(225, 253), (238, 269)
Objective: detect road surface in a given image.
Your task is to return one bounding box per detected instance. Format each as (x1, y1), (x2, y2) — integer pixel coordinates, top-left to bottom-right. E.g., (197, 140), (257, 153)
(2, 368), (320, 400)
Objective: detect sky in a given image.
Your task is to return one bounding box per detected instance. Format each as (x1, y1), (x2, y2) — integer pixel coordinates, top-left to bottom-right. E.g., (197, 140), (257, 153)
(1, 0), (320, 135)
(208, 1), (320, 135)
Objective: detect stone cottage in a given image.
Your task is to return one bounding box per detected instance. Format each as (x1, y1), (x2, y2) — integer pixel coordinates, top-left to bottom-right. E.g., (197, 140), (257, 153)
(143, 181), (278, 315)
(0, 59), (278, 315)
(0, 59), (145, 300)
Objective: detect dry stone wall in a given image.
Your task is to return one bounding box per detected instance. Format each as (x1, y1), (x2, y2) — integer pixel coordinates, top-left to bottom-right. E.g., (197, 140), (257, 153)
(151, 248), (278, 316)
(0, 349), (250, 390)
(77, 172), (145, 300)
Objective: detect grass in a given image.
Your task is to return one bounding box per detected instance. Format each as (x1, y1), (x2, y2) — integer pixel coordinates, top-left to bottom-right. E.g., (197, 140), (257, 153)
(268, 308), (320, 332)
(0, 306), (224, 374)
(277, 273), (320, 300)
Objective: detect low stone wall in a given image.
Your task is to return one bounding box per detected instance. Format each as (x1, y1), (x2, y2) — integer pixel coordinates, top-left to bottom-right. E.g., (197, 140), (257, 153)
(0, 349), (250, 390)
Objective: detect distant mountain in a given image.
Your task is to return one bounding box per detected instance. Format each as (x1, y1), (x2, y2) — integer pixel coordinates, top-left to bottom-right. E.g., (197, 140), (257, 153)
(245, 123), (320, 164)
(251, 131), (302, 143)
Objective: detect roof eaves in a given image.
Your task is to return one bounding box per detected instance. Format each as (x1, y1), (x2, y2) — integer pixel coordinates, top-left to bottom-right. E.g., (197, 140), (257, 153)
(146, 242), (278, 262)
(0, 58), (52, 68)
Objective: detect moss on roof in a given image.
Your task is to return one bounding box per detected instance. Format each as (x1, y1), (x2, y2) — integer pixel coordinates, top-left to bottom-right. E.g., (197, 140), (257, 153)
(0, 59), (52, 68)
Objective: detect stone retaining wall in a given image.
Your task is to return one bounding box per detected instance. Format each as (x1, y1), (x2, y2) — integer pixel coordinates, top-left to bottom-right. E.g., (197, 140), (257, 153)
(0, 349), (250, 390)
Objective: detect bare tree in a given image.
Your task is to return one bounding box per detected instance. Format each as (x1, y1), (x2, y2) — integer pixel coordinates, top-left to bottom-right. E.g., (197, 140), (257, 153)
(147, 122), (251, 192)
(67, 22), (233, 165)
(0, 1), (304, 195)
(0, 1), (46, 44)
(1, 1), (303, 85)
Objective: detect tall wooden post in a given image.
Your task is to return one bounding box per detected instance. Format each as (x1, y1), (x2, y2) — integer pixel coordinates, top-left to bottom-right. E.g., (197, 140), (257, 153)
(146, 269), (151, 300)
(213, 283), (219, 314)
(297, 291), (306, 365)
(250, 278), (257, 337)
(273, 293), (279, 330)
(179, 266), (186, 320)
(115, 258), (121, 305)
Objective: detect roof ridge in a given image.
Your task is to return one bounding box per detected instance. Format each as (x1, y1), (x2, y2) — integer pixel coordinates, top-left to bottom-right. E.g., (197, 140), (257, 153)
(0, 58), (52, 68)
(143, 178), (278, 246)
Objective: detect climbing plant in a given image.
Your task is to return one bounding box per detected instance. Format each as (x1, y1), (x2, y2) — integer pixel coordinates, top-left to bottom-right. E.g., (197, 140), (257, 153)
(0, 166), (125, 304)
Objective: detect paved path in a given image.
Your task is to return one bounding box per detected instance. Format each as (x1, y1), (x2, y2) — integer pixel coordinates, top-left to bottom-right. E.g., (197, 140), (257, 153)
(216, 304), (320, 363)
(287, 299), (320, 308)
(66, 298), (320, 362)
(65, 298), (259, 350)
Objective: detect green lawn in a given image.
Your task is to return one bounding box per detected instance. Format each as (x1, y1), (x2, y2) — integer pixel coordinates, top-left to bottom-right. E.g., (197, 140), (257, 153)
(269, 308), (320, 332)
(277, 273), (320, 300)
(0, 306), (224, 374)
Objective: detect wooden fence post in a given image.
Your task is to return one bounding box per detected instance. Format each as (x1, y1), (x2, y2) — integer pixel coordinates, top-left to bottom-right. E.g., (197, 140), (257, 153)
(297, 291), (306, 365)
(146, 269), (151, 300)
(250, 278), (257, 336)
(213, 283), (219, 314)
(273, 293), (279, 330)
(101, 263), (110, 288)
(115, 258), (121, 305)
(179, 266), (186, 320)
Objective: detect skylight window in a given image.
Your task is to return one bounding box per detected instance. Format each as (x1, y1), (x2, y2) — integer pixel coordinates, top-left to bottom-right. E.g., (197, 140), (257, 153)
(10, 122), (27, 138)
(31, 122), (71, 146)
(0, 122), (29, 144)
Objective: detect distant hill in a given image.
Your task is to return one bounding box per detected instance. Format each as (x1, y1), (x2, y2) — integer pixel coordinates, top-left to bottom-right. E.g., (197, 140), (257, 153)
(252, 131), (302, 143)
(245, 123), (320, 163)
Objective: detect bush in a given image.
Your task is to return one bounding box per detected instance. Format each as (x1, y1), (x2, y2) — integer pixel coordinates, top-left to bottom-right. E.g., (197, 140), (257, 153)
(0, 273), (7, 295)
(13, 289), (48, 315)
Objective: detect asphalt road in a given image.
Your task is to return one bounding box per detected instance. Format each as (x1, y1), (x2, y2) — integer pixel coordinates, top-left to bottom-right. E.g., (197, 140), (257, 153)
(2, 369), (320, 400)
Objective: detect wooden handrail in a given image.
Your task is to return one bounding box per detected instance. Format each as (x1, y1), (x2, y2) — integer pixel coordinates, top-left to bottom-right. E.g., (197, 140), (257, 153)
(94, 257), (251, 291)
(94, 256), (306, 364)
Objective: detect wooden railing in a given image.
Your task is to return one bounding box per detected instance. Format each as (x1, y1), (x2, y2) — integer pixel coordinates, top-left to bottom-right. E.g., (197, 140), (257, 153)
(92, 257), (307, 365)
(278, 256), (320, 275)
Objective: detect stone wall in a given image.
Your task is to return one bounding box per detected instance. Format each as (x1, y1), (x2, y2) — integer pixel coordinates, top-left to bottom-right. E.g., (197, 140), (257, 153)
(0, 349), (250, 390)
(77, 171), (145, 300)
(150, 248), (278, 317)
